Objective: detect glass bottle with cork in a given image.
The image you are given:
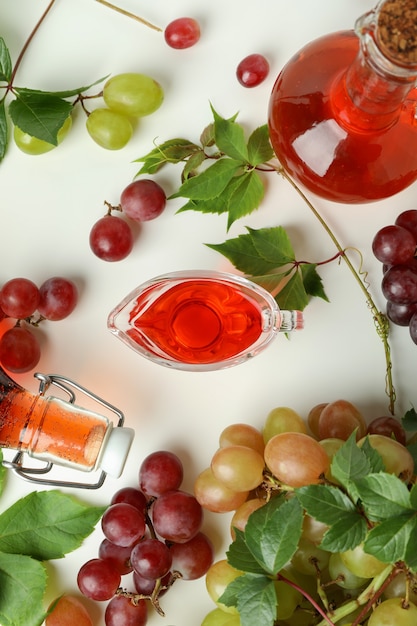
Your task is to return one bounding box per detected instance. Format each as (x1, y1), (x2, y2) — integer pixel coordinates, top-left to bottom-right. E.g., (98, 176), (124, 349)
(268, 0), (417, 203)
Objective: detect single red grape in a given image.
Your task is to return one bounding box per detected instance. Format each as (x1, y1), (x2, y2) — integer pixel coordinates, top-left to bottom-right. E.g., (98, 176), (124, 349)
(130, 538), (172, 580)
(372, 224), (416, 265)
(139, 450), (183, 497)
(151, 489), (203, 543)
(236, 53), (270, 87)
(110, 486), (148, 513)
(386, 300), (417, 326)
(0, 277), (40, 318)
(169, 531), (214, 580)
(98, 538), (134, 575)
(120, 179), (166, 222)
(164, 17), (200, 49)
(104, 595), (147, 626)
(77, 558), (121, 601)
(89, 215), (134, 262)
(0, 326), (41, 373)
(366, 416), (406, 445)
(381, 265), (417, 304)
(37, 277), (78, 321)
(410, 311), (417, 344)
(101, 503), (146, 547)
(395, 209), (417, 242)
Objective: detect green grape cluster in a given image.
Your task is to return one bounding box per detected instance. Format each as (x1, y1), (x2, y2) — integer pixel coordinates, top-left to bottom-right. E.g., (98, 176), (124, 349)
(196, 400), (417, 626)
(86, 73), (164, 150)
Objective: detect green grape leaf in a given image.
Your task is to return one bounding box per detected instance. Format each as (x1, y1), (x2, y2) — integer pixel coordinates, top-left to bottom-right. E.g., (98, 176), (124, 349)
(247, 125), (274, 166)
(227, 528), (267, 574)
(0, 490), (106, 560)
(272, 269), (309, 311)
(402, 406), (417, 432)
(182, 150), (206, 180)
(406, 442), (417, 473)
(200, 122), (215, 147)
(296, 484), (366, 552)
(212, 107), (249, 162)
(226, 170), (265, 228)
(206, 226), (295, 275)
(0, 551), (47, 626)
(319, 514), (367, 553)
(0, 100), (8, 161)
(244, 495), (303, 575)
(404, 522), (417, 572)
(245, 226), (295, 266)
(300, 263), (329, 301)
(359, 436), (386, 473)
(0, 38), (12, 83)
(410, 484), (417, 509)
(364, 514), (416, 564)
(296, 484), (357, 525)
(8, 92), (73, 144)
(134, 138), (202, 174)
(14, 75), (108, 99)
(330, 432), (383, 498)
(354, 473), (412, 521)
(219, 573), (277, 626)
(169, 158), (242, 201)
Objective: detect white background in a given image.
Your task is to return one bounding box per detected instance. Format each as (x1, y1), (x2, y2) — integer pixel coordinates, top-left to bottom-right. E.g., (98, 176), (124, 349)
(0, 1), (415, 624)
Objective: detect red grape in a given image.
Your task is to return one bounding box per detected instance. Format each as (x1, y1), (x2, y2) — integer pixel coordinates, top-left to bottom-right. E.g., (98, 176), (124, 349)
(132, 570), (171, 596)
(169, 531), (214, 580)
(120, 180), (166, 222)
(366, 416), (406, 445)
(372, 224), (416, 265)
(0, 277), (40, 318)
(381, 264), (417, 304)
(98, 538), (134, 575)
(410, 311), (417, 344)
(130, 538), (172, 580)
(164, 17), (200, 49)
(89, 215), (134, 262)
(139, 450), (183, 497)
(395, 209), (417, 241)
(236, 53), (270, 87)
(101, 503), (146, 547)
(77, 558), (121, 601)
(105, 595), (147, 626)
(37, 276), (78, 321)
(386, 300), (417, 326)
(0, 325), (41, 373)
(111, 487), (148, 513)
(151, 490), (203, 543)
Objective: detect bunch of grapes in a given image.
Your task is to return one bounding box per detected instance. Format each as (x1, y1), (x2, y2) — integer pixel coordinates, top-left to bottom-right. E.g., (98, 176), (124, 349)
(89, 178), (167, 262)
(77, 450), (214, 626)
(195, 401), (415, 626)
(0, 276), (78, 373)
(372, 209), (417, 344)
(13, 72), (164, 156)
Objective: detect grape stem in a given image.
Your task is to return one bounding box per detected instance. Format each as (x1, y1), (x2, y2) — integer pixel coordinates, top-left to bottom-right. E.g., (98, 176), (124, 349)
(94, 0), (162, 32)
(277, 166), (396, 416)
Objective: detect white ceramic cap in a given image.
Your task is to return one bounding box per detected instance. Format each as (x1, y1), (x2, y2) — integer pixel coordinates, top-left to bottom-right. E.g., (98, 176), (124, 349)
(98, 426), (135, 477)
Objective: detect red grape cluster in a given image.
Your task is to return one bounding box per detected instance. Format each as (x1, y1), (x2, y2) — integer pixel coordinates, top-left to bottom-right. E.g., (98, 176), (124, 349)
(90, 179), (167, 262)
(77, 450), (214, 626)
(0, 276), (78, 373)
(372, 210), (417, 344)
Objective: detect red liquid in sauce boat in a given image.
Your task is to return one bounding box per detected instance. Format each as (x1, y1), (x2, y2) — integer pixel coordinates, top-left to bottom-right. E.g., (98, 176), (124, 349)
(108, 271), (303, 371)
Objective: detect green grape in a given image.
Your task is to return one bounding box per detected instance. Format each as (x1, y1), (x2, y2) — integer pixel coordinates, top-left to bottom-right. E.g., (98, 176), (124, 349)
(290, 537), (330, 576)
(263, 406), (307, 443)
(339, 544), (386, 578)
(275, 568), (303, 620)
(86, 108), (133, 150)
(383, 571), (417, 604)
(328, 553), (370, 590)
(219, 423), (265, 456)
(358, 434), (414, 482)
(14, 115), (72, 155)
(103, 73), (164, 117)
(301, 513), (328, 545)
(319, 437), (345, 484)
(201, 608), (238, 626)
(368, 598), (417, 626)
(230, 497), (265, 539)
(211, 445), (265, 492)
(205, 559), (242, 614)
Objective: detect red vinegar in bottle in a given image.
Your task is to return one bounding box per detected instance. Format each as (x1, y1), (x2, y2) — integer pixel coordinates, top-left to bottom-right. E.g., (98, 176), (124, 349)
(268, 0), (417, 203)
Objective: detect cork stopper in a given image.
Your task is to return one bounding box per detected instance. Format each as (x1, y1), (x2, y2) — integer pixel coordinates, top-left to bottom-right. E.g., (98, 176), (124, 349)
(377, 0), (417, 64)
